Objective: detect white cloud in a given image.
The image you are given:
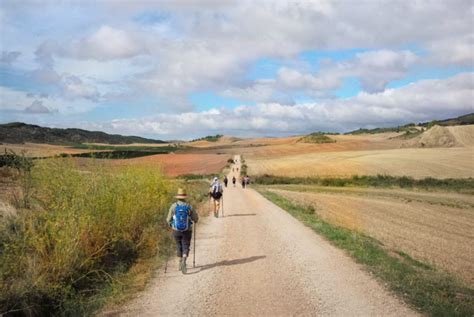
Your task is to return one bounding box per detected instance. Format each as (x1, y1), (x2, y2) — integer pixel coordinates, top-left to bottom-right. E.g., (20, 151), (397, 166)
(0, 86), (96, 115)
(86, 73), (474, 139)
(277, 67), (341, 91)
(0, 51), (21, 65)
(1, 1), (473, 123)
(342, 50), (419, 92)
(24, 100), (53, 114)
(428, 35), (474, 66)
(61, 75), (100, 101)
(67, 25), (148, 61)
(221, 49), (418, 102)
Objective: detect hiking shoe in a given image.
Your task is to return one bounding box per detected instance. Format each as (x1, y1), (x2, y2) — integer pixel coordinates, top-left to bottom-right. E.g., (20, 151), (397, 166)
(178, 258), (183, 271)
(181, 256), (187, 274)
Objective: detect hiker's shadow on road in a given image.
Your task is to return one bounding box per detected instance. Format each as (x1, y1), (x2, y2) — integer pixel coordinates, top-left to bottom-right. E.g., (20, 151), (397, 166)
(187, 255), (266, 275)
(225, 213), (257, 217)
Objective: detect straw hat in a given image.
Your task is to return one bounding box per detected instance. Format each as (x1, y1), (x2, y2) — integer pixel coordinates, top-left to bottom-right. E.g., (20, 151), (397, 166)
(175, 188), (188, 199)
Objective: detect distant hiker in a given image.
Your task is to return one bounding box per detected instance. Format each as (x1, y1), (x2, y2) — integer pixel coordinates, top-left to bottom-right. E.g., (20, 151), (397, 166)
(224, 176), (228, 187)
(209, 177), (223, 217)
(241, 177), (246, 189)
(167, 188), (198, 273)
(232, 176), (236, 187)
(245, 176), (250, 186)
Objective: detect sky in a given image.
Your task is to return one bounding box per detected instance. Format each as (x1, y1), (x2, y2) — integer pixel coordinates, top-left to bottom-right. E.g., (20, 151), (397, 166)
(0, 0), (473, 140)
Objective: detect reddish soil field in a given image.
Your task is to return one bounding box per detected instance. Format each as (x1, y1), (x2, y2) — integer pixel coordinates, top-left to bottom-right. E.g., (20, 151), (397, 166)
(112, 153), (229, 177)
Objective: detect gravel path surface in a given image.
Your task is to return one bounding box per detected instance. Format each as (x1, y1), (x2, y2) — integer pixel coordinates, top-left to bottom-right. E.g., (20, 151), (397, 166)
(111, 156), (417, 316)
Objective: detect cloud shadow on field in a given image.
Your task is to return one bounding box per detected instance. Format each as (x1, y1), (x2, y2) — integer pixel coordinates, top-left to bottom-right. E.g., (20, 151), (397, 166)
(187, 255), (266, 274)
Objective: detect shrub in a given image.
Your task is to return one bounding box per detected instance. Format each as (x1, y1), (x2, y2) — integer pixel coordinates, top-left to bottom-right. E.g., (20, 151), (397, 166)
(0, 158), (173, 315)
(299, 132), (336, 144)
(0, 149), (33, 172)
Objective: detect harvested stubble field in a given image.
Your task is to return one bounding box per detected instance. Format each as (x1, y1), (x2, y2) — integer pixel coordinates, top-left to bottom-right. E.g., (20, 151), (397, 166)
(109, 153), (229, 177)
(266, 185), (474, 287)
(247, 146), (474, 179)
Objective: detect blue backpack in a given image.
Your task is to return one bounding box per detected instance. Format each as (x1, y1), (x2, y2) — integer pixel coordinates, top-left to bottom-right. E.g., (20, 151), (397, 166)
(172, 204), (191, 231)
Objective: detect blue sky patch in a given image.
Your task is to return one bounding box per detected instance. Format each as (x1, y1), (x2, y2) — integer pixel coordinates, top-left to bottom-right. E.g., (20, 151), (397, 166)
(0, 66), (56, 95)
(246, 58), (283, 80)
(387, 66), (473, 89)
(189, 92), (250, 111)
(335, 77), (362, 98)
(133, 11), (170, 25)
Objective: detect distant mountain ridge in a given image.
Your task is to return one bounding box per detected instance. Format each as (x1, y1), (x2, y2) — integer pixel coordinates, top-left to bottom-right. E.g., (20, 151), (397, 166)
(0, 122), (166, 145)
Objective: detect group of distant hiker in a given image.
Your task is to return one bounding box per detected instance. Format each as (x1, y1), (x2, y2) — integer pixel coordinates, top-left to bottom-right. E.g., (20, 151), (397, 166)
(223, 175), (250, 188)
(166, 162), (251, 273)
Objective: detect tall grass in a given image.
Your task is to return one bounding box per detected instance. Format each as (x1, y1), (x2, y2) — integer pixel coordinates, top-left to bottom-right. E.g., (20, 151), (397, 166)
(0, 158), (174, 315)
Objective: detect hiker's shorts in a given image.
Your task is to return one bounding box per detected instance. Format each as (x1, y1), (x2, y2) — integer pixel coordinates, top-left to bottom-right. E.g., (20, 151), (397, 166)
(172, 230), (192, 257)
(211, 192), (222, 200)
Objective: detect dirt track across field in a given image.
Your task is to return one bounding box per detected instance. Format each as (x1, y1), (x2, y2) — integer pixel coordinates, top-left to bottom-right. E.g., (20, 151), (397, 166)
(110, 156), (417, 316)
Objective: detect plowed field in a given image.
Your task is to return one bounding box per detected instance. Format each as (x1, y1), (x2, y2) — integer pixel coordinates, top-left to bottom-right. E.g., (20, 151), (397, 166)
(111, 153), (229, 177)
(268, 186), (474, 286)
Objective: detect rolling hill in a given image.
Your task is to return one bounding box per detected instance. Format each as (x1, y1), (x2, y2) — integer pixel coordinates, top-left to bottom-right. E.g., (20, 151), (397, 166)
(0, 122), (165, 145)
(347, 113), (474, 135)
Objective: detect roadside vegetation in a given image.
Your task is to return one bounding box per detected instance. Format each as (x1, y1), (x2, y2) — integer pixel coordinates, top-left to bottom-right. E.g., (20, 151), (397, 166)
(254, 174), (474, 193)
(258, 190), (474, 316)
(177, 173), (216, 181)
(299, 132), (336, 144)
(0, 152), (208, 315)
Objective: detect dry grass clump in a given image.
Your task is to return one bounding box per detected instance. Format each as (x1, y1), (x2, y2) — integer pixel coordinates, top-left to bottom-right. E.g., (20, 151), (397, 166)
(0, 158), (173, 315)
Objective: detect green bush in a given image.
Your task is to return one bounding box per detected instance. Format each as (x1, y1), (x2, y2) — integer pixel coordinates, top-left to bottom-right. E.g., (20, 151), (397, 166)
(0, 159), (173, 315)
(0, 149), (33, 172)
(191, 134), (223, 142)
(299, 132), (336, 144)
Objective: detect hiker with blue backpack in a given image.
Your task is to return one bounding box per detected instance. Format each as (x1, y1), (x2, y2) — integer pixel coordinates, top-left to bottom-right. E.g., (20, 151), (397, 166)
(167, 188), (199, 273)
(209, 176), (223, 218)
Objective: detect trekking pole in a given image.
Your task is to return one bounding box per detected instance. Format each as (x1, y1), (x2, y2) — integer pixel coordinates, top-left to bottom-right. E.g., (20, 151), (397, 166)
(164, 237), (171, 273)
(209, 196), (211, 215)
(193, 222), (196, 268)
(221, 196), (224, 217)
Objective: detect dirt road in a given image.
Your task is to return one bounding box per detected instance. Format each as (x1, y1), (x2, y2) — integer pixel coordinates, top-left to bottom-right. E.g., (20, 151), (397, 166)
(113, 156), (417, 316)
